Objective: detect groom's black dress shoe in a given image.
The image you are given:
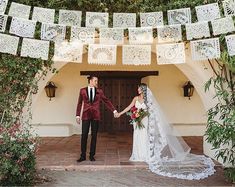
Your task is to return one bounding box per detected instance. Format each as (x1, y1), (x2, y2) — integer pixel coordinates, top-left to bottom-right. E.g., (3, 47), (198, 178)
(89, 156), (95, 161)
(77, 157), (86, 162)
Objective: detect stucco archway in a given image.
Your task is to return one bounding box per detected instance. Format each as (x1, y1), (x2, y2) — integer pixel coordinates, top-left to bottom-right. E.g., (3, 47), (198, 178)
(30, 46), (218, 161)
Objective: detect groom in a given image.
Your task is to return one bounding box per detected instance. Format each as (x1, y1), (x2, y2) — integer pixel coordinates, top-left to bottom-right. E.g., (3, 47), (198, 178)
(76, 75), (118, 162)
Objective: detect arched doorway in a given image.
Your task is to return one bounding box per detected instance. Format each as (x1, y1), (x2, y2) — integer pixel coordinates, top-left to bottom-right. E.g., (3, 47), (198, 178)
(80, 71), (158, 133)
(30, 49), (218, 161)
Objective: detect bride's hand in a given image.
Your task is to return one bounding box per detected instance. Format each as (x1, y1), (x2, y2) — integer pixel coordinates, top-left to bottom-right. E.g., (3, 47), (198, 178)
(116, 112), (121, 118)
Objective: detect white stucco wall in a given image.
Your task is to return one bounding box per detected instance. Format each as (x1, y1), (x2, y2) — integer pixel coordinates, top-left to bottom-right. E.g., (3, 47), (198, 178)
(32, 61), (207, 137)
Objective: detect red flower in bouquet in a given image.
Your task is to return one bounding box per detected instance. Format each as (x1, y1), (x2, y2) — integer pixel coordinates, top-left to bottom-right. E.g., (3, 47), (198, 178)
(126, 106), (149, 129)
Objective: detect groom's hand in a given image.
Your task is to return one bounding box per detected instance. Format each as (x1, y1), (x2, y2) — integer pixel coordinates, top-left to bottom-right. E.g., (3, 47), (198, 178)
(76, 116), (81, 124)
(114, 113), (118, 118)
(113, 110), (118, 118)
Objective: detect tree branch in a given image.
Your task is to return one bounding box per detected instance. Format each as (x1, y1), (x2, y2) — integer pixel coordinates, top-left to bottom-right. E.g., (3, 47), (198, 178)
(208, 59), (219, 76)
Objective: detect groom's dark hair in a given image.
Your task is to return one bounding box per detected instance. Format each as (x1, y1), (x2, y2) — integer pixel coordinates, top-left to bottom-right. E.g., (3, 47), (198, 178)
(87, 75), (98, 83)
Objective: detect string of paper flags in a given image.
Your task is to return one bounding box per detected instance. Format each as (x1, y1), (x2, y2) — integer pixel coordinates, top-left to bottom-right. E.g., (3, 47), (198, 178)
(0, 0), (235, 65)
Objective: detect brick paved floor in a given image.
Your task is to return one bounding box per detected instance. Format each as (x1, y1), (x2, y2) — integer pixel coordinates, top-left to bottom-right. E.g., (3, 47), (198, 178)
(36, 132), (205, 170)
(37, 167), (232, 186)
(36, 133), (233, 186)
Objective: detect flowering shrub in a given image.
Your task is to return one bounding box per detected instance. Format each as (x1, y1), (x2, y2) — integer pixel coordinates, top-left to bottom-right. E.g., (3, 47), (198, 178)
(0, 122), (39, 185)
(0, 50), (53, 185)
(126, 106), (149, 129)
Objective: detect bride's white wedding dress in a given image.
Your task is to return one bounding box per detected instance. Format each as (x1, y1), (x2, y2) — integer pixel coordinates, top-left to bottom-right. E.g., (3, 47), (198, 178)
(129, 100), (150, 162)
(129, 88), (215, 180)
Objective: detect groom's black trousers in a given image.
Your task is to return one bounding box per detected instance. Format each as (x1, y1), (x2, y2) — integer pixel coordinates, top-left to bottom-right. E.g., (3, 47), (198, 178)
(80, 120), (99, 158)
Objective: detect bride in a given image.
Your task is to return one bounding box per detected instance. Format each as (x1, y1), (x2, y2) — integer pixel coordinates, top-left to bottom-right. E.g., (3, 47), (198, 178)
(117, 83), (215, 180)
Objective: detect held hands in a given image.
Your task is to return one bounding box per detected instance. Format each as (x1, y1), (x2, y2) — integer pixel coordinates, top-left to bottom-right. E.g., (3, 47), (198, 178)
(114, 112), (121, 118)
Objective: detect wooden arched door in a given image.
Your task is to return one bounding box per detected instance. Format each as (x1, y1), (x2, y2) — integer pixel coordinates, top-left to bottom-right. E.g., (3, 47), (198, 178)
(99, 78), (141, 133)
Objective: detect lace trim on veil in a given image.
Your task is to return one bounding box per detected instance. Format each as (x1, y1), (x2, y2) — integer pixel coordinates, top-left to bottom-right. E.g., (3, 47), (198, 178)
(146, 87), (215, 180)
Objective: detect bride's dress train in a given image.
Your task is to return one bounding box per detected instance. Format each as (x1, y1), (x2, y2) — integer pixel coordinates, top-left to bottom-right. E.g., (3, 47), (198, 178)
(130, 88), (215, 180)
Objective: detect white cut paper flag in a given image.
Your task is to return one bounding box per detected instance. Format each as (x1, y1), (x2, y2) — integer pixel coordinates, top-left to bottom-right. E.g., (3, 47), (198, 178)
(128, 27), (153, 44)
(0, 0), (8, 14)
(195, 3), (221, 22)
(59, 9), (82, 26)
(99, 28), (124, 45)
(32, 7), (55, 23)
(21, 38), (50, 60)
(223, 0), (235, 16)
(211, 17), (235, 36)
(113, 13), (136, 28)
(10, 17), (36, 38)
(71, 27), (95, 44)
(186, 21), (210, 40)
(53, 41), (83, 63)
(0, 14), (8, 32)
(157, 43), (185, 65)
(88, 44), (117, 65)
(157, 25), (182, 43)
(0, 33), (19, 55)
(140, 12), (163, 28)
(167, 8), (191, 25)
(191, 38), (220, 61)
(225, 34), (235, 56)
(122, 45), (151, 65)
(8, 2), (31, 19)
(41, 23), (66, 42)
(86, 12), (109, 28)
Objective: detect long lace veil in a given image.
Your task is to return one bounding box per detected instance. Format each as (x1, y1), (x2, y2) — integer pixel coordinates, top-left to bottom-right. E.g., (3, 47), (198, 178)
(145, 87), (215, 180)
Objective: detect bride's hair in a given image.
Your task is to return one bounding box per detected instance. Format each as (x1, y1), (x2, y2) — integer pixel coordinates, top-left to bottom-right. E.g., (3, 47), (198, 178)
(138, 83), (147, 104)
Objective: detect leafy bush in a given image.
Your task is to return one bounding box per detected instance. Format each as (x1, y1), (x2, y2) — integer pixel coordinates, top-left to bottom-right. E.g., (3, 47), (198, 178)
(205, 48), (235, 182)
(0, 54), (53, 185)
(224, 168), (235, 183)
(0, 122), (38, 185)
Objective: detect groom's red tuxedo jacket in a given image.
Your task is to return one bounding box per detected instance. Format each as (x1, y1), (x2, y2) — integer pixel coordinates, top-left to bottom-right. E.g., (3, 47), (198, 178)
(76, 87), (116, 121)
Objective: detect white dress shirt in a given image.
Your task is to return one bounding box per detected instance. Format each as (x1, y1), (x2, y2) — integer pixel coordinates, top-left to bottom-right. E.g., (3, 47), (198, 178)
(88, 86), (95, 101)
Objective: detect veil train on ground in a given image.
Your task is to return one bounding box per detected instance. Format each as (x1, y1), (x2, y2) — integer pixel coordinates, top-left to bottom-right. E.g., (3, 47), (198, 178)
(146, 87), (215, 180)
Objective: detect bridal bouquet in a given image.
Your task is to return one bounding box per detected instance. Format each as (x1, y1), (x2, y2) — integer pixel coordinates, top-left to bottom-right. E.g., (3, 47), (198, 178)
(126, 106), (149, 129)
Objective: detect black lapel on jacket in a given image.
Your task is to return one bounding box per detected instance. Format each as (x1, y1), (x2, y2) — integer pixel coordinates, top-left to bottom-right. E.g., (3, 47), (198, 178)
(86, 87), (89, 99)
(94, 87), (97, 102)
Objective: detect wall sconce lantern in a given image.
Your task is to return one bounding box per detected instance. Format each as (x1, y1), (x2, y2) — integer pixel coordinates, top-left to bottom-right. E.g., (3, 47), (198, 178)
(183, 81), (194, 100)
(45, 81), (57, 100)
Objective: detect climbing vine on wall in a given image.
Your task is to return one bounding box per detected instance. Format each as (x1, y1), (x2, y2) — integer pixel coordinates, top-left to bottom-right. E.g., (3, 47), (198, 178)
(0, 0), (234, 184)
